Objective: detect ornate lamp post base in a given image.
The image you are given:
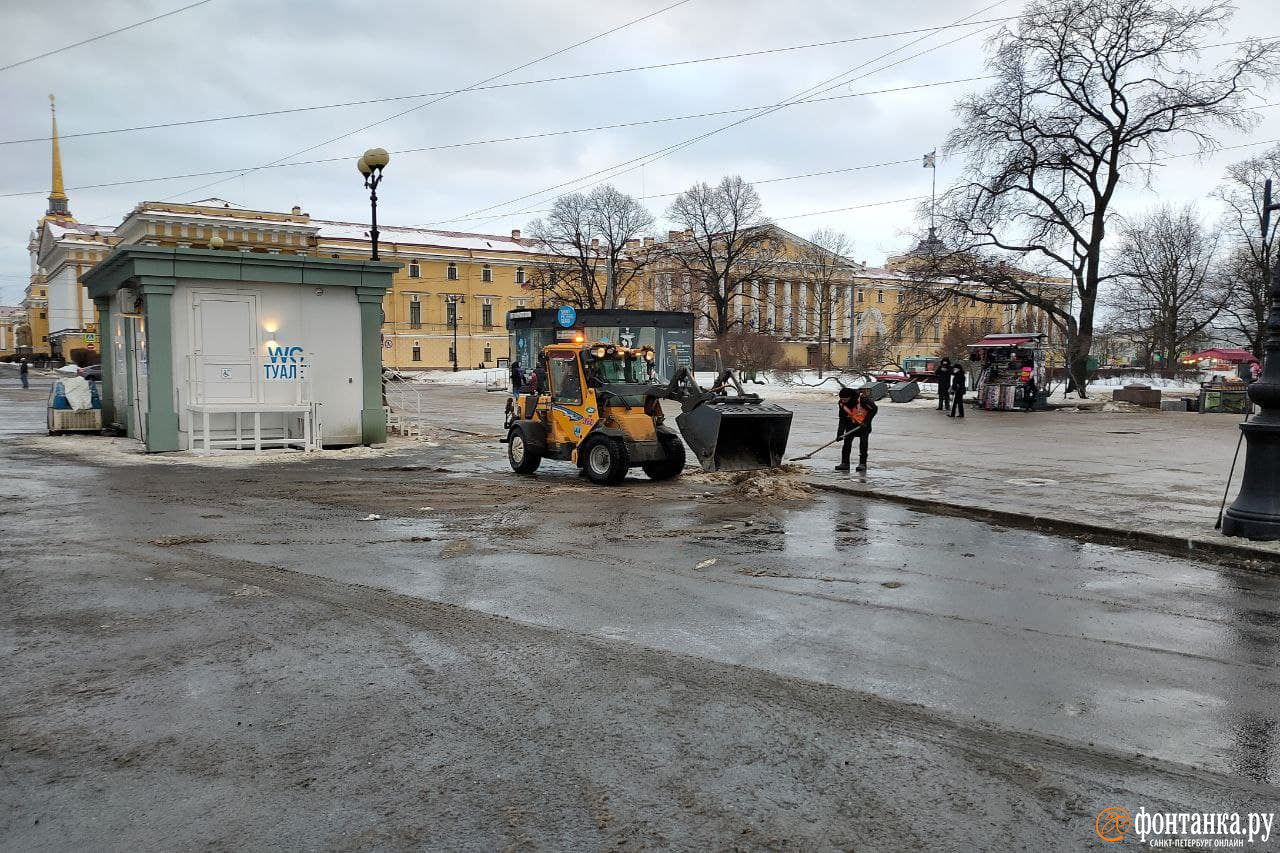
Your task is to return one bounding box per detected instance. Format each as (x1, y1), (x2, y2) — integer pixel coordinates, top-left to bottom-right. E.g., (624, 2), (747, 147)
(1222, 420), (1280, 539)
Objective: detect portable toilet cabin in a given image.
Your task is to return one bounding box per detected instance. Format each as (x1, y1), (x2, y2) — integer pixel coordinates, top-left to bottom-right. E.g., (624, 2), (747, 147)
(83, 246), (398, 452)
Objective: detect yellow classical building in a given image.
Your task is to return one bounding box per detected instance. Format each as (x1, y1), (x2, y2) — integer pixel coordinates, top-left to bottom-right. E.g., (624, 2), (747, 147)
(26, 98), (113, 362)
(628, 228), (1060, 371)
(0, 305), (24, 357)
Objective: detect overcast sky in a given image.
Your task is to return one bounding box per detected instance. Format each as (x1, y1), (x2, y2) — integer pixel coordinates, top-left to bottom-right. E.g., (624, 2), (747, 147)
(1, 0), (1277, 306)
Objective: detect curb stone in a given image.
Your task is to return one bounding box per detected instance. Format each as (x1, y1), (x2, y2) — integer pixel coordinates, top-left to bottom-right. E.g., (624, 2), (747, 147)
(804, 476), (1280, 572)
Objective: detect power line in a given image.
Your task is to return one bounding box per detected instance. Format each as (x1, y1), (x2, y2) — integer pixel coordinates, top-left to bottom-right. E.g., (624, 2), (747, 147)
(0, 76), (993, 198)
(164, 0), (697, 202)
(0, 1), (214, 74)
(0, 18), (1012, 147)
(423, 2), (1012, 229)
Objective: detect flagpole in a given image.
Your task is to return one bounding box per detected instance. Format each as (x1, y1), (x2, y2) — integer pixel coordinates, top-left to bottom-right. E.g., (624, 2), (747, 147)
(929, 149), (937, 234)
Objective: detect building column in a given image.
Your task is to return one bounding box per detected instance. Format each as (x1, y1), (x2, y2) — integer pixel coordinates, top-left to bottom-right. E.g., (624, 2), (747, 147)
(800, 284), (810, 337)
(137, 276), (180, 452)
(357, 286), (388, 445)
(782, 282), (792, 338)
(94, 296), (115, 426)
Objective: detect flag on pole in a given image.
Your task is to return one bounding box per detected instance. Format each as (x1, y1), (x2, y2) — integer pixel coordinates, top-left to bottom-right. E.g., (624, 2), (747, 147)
(923, 150), (936, 169)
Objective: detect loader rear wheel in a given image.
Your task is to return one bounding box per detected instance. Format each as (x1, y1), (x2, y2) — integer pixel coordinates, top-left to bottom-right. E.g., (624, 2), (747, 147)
(642, 436), (686, 481)
(581, 435), (628, 485)
(507, 427), (542, 475)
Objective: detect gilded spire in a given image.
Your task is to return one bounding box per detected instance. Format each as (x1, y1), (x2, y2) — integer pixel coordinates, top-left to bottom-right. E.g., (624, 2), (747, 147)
(46, 94), (72, 220)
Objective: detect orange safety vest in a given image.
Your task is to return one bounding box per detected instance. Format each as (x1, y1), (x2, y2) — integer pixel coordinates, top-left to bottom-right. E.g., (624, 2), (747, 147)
(842, 402), (868, 425)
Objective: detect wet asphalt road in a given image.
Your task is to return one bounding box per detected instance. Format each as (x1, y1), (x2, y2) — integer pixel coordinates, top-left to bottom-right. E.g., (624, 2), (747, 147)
(3, 375), (1280, 851)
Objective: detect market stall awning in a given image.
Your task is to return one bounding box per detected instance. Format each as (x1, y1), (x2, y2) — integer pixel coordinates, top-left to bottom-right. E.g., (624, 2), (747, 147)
(969, 334), (1038, 348)
(1183, 347), (1258, 364)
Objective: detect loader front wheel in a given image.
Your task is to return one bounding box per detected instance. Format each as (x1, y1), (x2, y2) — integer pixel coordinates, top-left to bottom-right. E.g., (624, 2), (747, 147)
(507, 427), (542, 475)
(642, 435), (686, 481)
(581, 435), (629, 485)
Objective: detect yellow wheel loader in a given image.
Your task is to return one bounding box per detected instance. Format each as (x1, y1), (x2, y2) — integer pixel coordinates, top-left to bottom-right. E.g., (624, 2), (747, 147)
(502, 342), (793, 485)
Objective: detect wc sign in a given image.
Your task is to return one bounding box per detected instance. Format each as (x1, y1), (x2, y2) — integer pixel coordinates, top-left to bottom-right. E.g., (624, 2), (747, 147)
(264, 344), (307, 380)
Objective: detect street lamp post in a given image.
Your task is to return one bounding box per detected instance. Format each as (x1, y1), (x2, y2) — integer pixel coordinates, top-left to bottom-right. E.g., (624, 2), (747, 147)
(1222, 179), (1280, 540)
(356, 148), (390, 261)
(450, 296), (466, 372)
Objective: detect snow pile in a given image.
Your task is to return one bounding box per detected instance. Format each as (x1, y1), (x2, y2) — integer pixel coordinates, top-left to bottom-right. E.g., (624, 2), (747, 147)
(397, 369), (500, 386)
(684, 463), (813, 501)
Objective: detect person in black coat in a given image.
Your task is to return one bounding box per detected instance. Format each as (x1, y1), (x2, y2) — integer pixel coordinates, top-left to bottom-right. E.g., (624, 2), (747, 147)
(509, 361), (525, 395)
(948, 364), (967, 418)
(835, 387), (879, 472)
(934, 357), (952, 411)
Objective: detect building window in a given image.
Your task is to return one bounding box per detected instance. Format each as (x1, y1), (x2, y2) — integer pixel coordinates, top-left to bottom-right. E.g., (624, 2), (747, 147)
(483, 345), (492, 362)
(411, 342), (421, 362)
(515, 299), (527, 309)
(933, 319), (942, 342)
(447, 262), (458, 281)
(914, 322), (923, 341)
(897, 291), (905, 303)
(482, 300), (493, 327)
(481, 265), (492, 283)
(877, 290), (884, 304)
(409, 299), (421, 326)
(408, 261), (420, 278)
(515, 267), (525, 284)
(856, 289), (863, 303)
(446, 300), (458, 327)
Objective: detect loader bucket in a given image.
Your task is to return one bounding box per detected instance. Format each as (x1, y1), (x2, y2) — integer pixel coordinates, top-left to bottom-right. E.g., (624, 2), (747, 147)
(676, 398), (793, 472)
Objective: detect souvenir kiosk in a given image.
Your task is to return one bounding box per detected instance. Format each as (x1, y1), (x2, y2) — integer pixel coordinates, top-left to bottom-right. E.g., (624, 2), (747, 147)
(968, 333), (1047, 411)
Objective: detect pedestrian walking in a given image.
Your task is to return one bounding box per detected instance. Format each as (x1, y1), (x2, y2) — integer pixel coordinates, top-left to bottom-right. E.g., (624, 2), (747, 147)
(510, 361), (525, 395)
(934, 357), (952, 411)
(19, 358), (29, 390)
(948, 364), (966, 418)
(835, 386), (878, 473)
(1021, 376), (1037, 412)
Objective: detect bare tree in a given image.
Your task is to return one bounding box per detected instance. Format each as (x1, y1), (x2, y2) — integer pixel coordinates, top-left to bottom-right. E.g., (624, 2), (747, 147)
(589, 185), (654, 308)
(1214, 144), (1280, 359)
(662, 176), (782, 336)
(718, 328), (787, 376)
(526, 184), (653, 309)
(1103, 205), (1225, 369)
(795, 228), (854, 377)
(931, 0), (1277, 397)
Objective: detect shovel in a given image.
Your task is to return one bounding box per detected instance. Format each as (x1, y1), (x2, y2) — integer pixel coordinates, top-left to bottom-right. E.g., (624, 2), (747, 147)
(788, 428), (860, 462)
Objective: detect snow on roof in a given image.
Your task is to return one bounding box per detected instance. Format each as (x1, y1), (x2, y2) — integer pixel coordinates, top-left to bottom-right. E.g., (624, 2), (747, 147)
(46, 221), (115, 239)
(312, 219), (543, 253)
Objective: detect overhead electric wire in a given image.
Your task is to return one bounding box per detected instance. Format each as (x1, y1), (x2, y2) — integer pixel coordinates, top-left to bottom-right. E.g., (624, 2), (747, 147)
(421, 1), (1013, 229)
(0, 18), (1012, 147)
(0, 1), (214, 73)
(0, 77), (994, 199)
(163, 0), (697, 201)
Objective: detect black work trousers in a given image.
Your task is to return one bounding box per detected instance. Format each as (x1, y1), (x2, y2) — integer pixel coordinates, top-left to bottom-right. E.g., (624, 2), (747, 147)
(950, 391), (965, 417)
(841, 428), (870, 465)
(937, 386), (950, 410)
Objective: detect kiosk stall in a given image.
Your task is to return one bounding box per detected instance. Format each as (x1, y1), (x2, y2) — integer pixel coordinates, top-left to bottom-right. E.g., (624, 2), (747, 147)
(968, 333), (1047, 411)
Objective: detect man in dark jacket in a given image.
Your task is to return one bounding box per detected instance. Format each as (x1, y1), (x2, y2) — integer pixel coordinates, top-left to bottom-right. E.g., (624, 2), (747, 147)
(19, 358), (29, 389)
(509, 361), (524, 395)
(836, 387), (878, 473)
(934, 357), (952, 411)
(948, 364), (967, 418)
